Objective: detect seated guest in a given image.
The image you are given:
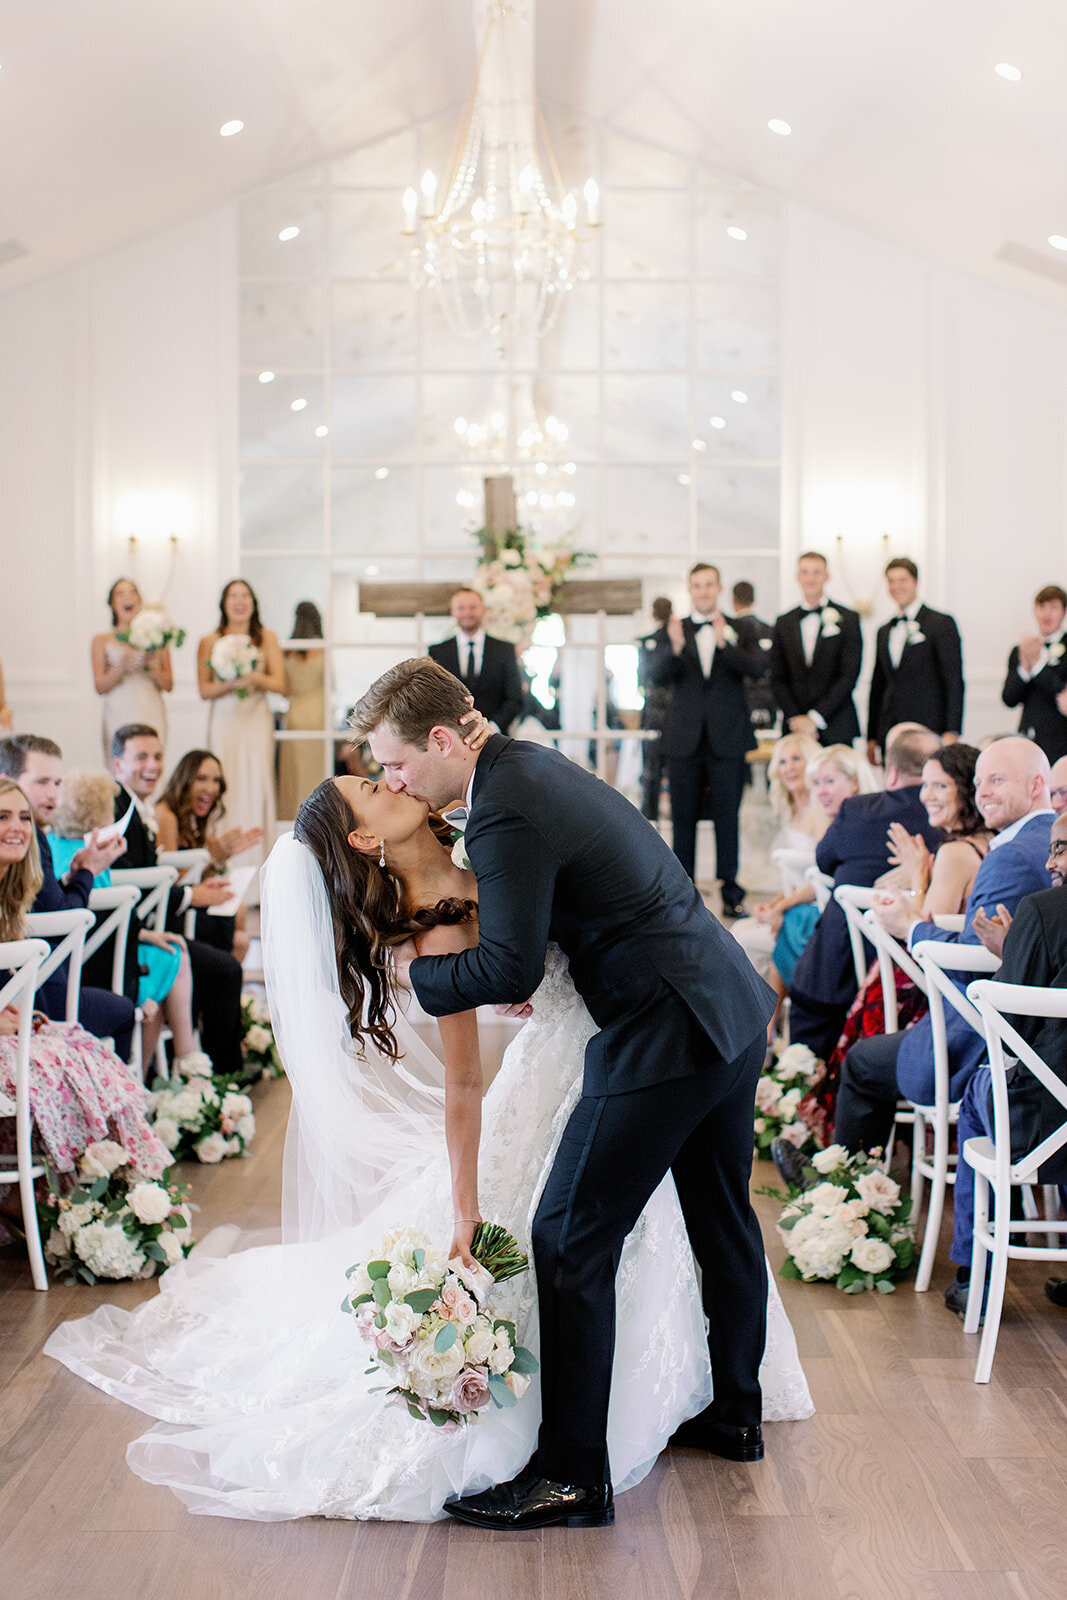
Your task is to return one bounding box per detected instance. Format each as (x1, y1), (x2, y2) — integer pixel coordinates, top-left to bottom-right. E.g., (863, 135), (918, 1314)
(1002, 584), (1067, 763)
(107, 724), (245, 1079)
(942, 813), (1067, 1315)
(0, 778), (169, 1206)
(50, 767), (207, 1076)
(154, 749), (262, 964)
(1050, 754), (1067, 815)
(732, 732), (824, 983)
(428, 587), (524, 734)
(833, 737), (1054, 1160)
(0, 734), (134, 1058)
(785, 724), (942, 1062)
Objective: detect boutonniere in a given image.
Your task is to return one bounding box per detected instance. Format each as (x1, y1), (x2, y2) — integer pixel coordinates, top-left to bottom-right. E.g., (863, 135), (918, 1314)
(821, 607), (841, 627)
(905, 620), (926, 645)
(1049, 641), (1065, 662)
(450, 835), (472, 871)
(759, 636), (772, 651)
(722, 624), (738, 646)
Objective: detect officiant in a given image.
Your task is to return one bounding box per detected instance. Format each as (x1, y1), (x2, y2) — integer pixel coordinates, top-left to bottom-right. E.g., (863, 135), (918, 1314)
(429, 586), (525, 734)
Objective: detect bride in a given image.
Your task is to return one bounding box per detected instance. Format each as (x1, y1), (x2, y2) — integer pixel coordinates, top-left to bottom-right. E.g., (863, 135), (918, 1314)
(46, 770), (812, 1523)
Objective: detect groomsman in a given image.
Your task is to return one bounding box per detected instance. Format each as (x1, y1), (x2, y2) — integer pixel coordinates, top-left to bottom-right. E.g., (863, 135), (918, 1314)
(867, 558), (964, 762)
(647, 562), (766, 914)
(429, 587), (524, 733)
(732, 580), (776, 732)
(770, 551), (862, 747)
(1002, 584), (1067, 763)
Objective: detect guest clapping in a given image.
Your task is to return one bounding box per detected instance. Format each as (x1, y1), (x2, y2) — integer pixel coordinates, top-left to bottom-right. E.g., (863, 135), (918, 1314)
(1001, 584), (1067, 762)
(92, 578), (174, 763)
(155, 750), (260, 963)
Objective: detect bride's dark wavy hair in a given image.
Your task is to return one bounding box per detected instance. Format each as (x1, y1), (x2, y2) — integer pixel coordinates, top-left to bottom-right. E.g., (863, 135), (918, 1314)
(293, 778), (475, 1061)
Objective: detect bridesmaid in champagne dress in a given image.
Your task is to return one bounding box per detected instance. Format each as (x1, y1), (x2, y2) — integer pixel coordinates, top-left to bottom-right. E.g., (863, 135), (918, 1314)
(278, 601), (327, 821)
(197, 580), (285, 884)
(91, 579), (173, 760)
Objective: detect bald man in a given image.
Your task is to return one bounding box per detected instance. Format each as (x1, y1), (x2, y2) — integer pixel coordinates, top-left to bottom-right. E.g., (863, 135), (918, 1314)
(833, 736), (1055, 1156)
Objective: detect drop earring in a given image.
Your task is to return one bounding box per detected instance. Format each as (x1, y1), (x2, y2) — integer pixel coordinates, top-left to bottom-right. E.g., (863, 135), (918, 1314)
(379, 839), (387, 868)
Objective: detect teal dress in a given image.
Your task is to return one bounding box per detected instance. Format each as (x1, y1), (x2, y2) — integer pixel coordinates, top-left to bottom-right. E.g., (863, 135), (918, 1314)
(47, 835), (181, 1006)
(772, 902), (820, 987)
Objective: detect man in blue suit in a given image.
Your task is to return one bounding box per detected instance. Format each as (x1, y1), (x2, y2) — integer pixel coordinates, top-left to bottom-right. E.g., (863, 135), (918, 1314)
(833, 737), (1055, 1155)
(786, 724), (942, 1062)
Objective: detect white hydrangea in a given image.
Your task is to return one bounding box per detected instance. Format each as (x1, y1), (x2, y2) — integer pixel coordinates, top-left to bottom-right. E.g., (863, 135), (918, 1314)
(74, 1220), (147, 1279)
(221, 1091), (253, 1121)
(175, 1051), (213, 1080)
(79, 1140), (127, 1179)
(776, 1043), (818, 1076)
(790, 1223), (852, 1280)
(58, 1200), (99, 1238)
(245, 1025), (273, 1054)
(380, 1225), (432, 1260)
(152, 1116), (181, 1150)
(44, 1228), (68, 1262)
(127, 1182), (172, 1225)
(194, 1132), (229, 1164)
(236, 1114), (256, 1144)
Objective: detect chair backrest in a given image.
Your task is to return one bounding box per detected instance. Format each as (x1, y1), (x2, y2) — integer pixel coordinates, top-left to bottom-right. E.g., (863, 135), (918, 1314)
(967, 979), (1067, 1183)
(833, 884), (879, 990)
(110, 865), (178, 935)
(0, 938), (50, 1121)
(771, 847), (813, 897)
(912, 938), (1001, 1111)
(860, 908), (928, 1032)
(157, 849), (211, 940)
(806, 865), (834, 914)
(23, 909), (95, 1022)
(84, 885), (141, 994)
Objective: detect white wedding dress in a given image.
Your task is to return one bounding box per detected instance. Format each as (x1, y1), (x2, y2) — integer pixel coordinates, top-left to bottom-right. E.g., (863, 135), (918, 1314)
(46, 838), (812, 1522)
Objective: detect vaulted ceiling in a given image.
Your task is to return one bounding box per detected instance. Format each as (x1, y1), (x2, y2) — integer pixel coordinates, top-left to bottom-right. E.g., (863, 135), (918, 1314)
(2, 0), (1066, 306)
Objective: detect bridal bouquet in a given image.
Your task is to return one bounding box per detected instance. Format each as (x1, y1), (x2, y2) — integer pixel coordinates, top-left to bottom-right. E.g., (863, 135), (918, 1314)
(240, 991), (284, 1080)
(753, 1042), (822, 1159)
(208, 634), (262, 698)
(39, 1143), (194, 1284)
(116, 605), (186, 652)
(776, 1147), (915, 1293)
(148, 1064), (256, 1164)
(343, 1222), (538, 1428)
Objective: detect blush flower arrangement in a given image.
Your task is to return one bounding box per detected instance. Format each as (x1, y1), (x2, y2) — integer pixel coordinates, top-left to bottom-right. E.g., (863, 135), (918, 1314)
(753, 1042), (822, 1159)
(470, 526), (591, 649)
(240, 991), (284, 1080)
(148, 1061), (256, 1164)
(39, 1142), (195, 1284)
(776, 1145), (915, 1293)
(343, 1222), (538, 1428)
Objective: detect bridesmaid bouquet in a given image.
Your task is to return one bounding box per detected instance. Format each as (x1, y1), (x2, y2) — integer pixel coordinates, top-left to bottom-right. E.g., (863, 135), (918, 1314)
(39, 1142), (194, 1284)
(343, 1222), (538, 1428)
(776, 1147), (915, 1293)
(209, 634), (262, 699)
(116, 606), (186, 652)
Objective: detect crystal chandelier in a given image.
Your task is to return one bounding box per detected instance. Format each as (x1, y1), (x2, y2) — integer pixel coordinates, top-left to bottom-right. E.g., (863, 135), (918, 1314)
(401, 1), (599, 344)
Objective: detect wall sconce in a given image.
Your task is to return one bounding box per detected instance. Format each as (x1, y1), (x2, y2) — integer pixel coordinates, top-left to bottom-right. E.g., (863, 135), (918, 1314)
(126, 531), (180, 602)
(833, 532), (890, 618)
(116, 491), (190, 602)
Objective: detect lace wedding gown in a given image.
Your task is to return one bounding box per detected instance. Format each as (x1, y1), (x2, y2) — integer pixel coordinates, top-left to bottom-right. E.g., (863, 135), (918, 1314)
(46, 948), (812, 1522)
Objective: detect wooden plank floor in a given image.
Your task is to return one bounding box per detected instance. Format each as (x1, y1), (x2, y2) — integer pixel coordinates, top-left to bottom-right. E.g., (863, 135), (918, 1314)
(2, 1065), (1066, 1600)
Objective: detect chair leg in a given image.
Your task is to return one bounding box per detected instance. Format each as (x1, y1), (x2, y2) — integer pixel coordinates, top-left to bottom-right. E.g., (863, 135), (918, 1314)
(1041, 1184), (1062, 1242)
(974, 1185), (1010, 1384)
(18, 1159), (48, 1292)
(914, 1117), (947, 1294)
(964, 1172), (989, 1337)
(910, 1110), (926, 1226)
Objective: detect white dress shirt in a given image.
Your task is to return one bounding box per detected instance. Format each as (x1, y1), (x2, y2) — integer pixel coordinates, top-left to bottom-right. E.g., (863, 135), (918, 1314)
(689, 613), (716, 677)
(456, 629), (486, 680)
(1016, 631), (1065, 683)
(887, 600), (922, 670)
(799, 606), (823, 669)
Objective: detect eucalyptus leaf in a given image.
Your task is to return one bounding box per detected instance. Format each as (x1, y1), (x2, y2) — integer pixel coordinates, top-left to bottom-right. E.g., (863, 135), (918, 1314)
(404, 1288), (438, 1314)
(509, 1345), (538, 1375)
(373, 1279), (392, 1307)
(487, 1375), (517, 1409)
(434, 1323), (458, 1353)
(367, 1259), (391, 1280)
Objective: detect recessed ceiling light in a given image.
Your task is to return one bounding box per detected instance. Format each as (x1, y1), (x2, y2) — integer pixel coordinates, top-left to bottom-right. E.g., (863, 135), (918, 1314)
(290, 397), (308, 412)
(314, 424), (329, 437)
(677, 473), (691, 487)
(709, 415), (726, 429)
(278, 226), (300, 242)
(731, 390), (748, 403)
(364, 564), (380, 576)
(374, 467), (390, 480)
(768, 119), (792, 137)
(692, 438), (707, 452)
(994, 63), (1022, 82)
(258, 370), (275, 384)
(220, 120), (245, 138)
(726, 226), (748, 241)
(1049, 235), (1067, 251)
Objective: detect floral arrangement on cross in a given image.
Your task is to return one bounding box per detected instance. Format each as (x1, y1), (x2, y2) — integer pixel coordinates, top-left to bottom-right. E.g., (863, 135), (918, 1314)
(470, 525), (591, 650)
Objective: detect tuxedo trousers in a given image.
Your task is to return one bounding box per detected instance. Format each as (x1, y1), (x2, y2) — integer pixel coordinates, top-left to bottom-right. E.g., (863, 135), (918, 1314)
(186, 939), (243, 1077)
(531, 1025), (767, 1486)
(667, 743), (746, 898)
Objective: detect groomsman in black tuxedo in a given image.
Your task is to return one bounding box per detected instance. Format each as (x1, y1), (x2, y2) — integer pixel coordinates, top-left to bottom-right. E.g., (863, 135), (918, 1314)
(867, 557), (964, 762)
(732, 580), (776, 732)
(429, 587), (524, 734)
(770, 551), (862, 747)
(647, 563), (766, 914)
(1002, 584), (1067, 763)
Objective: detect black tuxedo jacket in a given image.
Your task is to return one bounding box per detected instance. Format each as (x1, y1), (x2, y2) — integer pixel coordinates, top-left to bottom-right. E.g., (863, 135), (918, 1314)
(867, 605), (964, 748)
(734, 612), (776, 721)
(410, 735), (776, 1093)
(770, 600), (862, 745)
(1002, 644), (1067, 763)
(992, 887), (1067, 1185)
(31, 824), (95, 1015)
(790, 785), (941, 1012)
(428, 634), (524, 732)
(645, 618), (765, 760)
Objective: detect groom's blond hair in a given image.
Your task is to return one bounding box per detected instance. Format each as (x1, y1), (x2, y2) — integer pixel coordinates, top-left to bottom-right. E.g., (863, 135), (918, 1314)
(349, 657), (472, 748)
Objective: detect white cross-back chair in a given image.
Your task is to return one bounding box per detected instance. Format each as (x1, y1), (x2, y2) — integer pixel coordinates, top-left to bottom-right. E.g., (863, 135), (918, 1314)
(962, 979), (1067, 1382)
(0, 938), (51, 1290)
(771, 847), (814, 897)
(23, 908), (94, 1022)
(104, 869), (179, 1077)
(157, 850), (211, 940)
(805, 865), (834, 913)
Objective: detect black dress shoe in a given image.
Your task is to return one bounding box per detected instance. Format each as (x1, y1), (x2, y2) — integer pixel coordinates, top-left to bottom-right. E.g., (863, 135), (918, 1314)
(670, 1417), (764, 1462)
(444, 1462), (614, 1530)
(1045, 1276), (1067, 1307)
(944, 1269), (988, 1321)
(721, 901), (749, 920)
(770, 1137), (813, 1190)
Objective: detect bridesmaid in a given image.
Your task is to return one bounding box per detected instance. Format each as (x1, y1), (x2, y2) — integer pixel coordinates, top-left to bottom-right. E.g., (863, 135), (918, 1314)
(197, 579), (284, 882)
(278, 600), (327, 821)
(91, 578), (173, 760)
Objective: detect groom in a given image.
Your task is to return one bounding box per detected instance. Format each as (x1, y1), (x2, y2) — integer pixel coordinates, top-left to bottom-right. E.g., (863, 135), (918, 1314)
(351, 658), (776, 1530)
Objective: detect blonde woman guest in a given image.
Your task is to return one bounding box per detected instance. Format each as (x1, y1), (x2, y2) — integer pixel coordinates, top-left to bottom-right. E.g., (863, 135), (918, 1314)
(48, 769), (207, 1075)
(278, 601), (327, 821)
(0, 778), (169, 1208)
(92, 578), (173, 763)
(197, 580), (285, 882)
(731, 734), (823, 982)
(155, 750), (260, 964)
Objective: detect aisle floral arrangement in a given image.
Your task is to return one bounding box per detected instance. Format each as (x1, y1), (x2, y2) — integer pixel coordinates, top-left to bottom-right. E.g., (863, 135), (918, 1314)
(471, 525), (590, 649)
(116, 605), (186, 652)
(149, 1061), (256, 1164)
(753, 1042), (822, 1159)
(40, 1141), (194, 1284)
(240, 992), (284, 1080)
(343, 1222), (538, 1429)
(208, 634), (262, 698)
(776, 1145), (915, 1294)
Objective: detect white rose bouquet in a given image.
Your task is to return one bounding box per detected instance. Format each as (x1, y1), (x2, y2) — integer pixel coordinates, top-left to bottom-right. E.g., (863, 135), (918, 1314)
(753, 1042), (822, 1159)
(116, 605), (186, 652)
(776, 1147), (915, 1294)
(38, 1148), (194, 1286)
(343, 1222), (538, 1428)
(240, 991), (284, 1080)
(208, 633), (262, 699)
(149, 1062), (256, 1163)
(470, 525), (592, 647)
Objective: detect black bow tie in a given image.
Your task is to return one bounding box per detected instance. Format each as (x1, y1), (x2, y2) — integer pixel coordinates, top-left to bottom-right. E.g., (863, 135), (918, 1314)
(692, 618), (715, 630)
(891, 613), (911, 627)
(801, 605), (824, 616)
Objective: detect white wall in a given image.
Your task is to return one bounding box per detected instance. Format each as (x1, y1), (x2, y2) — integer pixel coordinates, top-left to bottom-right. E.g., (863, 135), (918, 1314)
(0, 207), (238, 769)
(782, 202), (1067, 742)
